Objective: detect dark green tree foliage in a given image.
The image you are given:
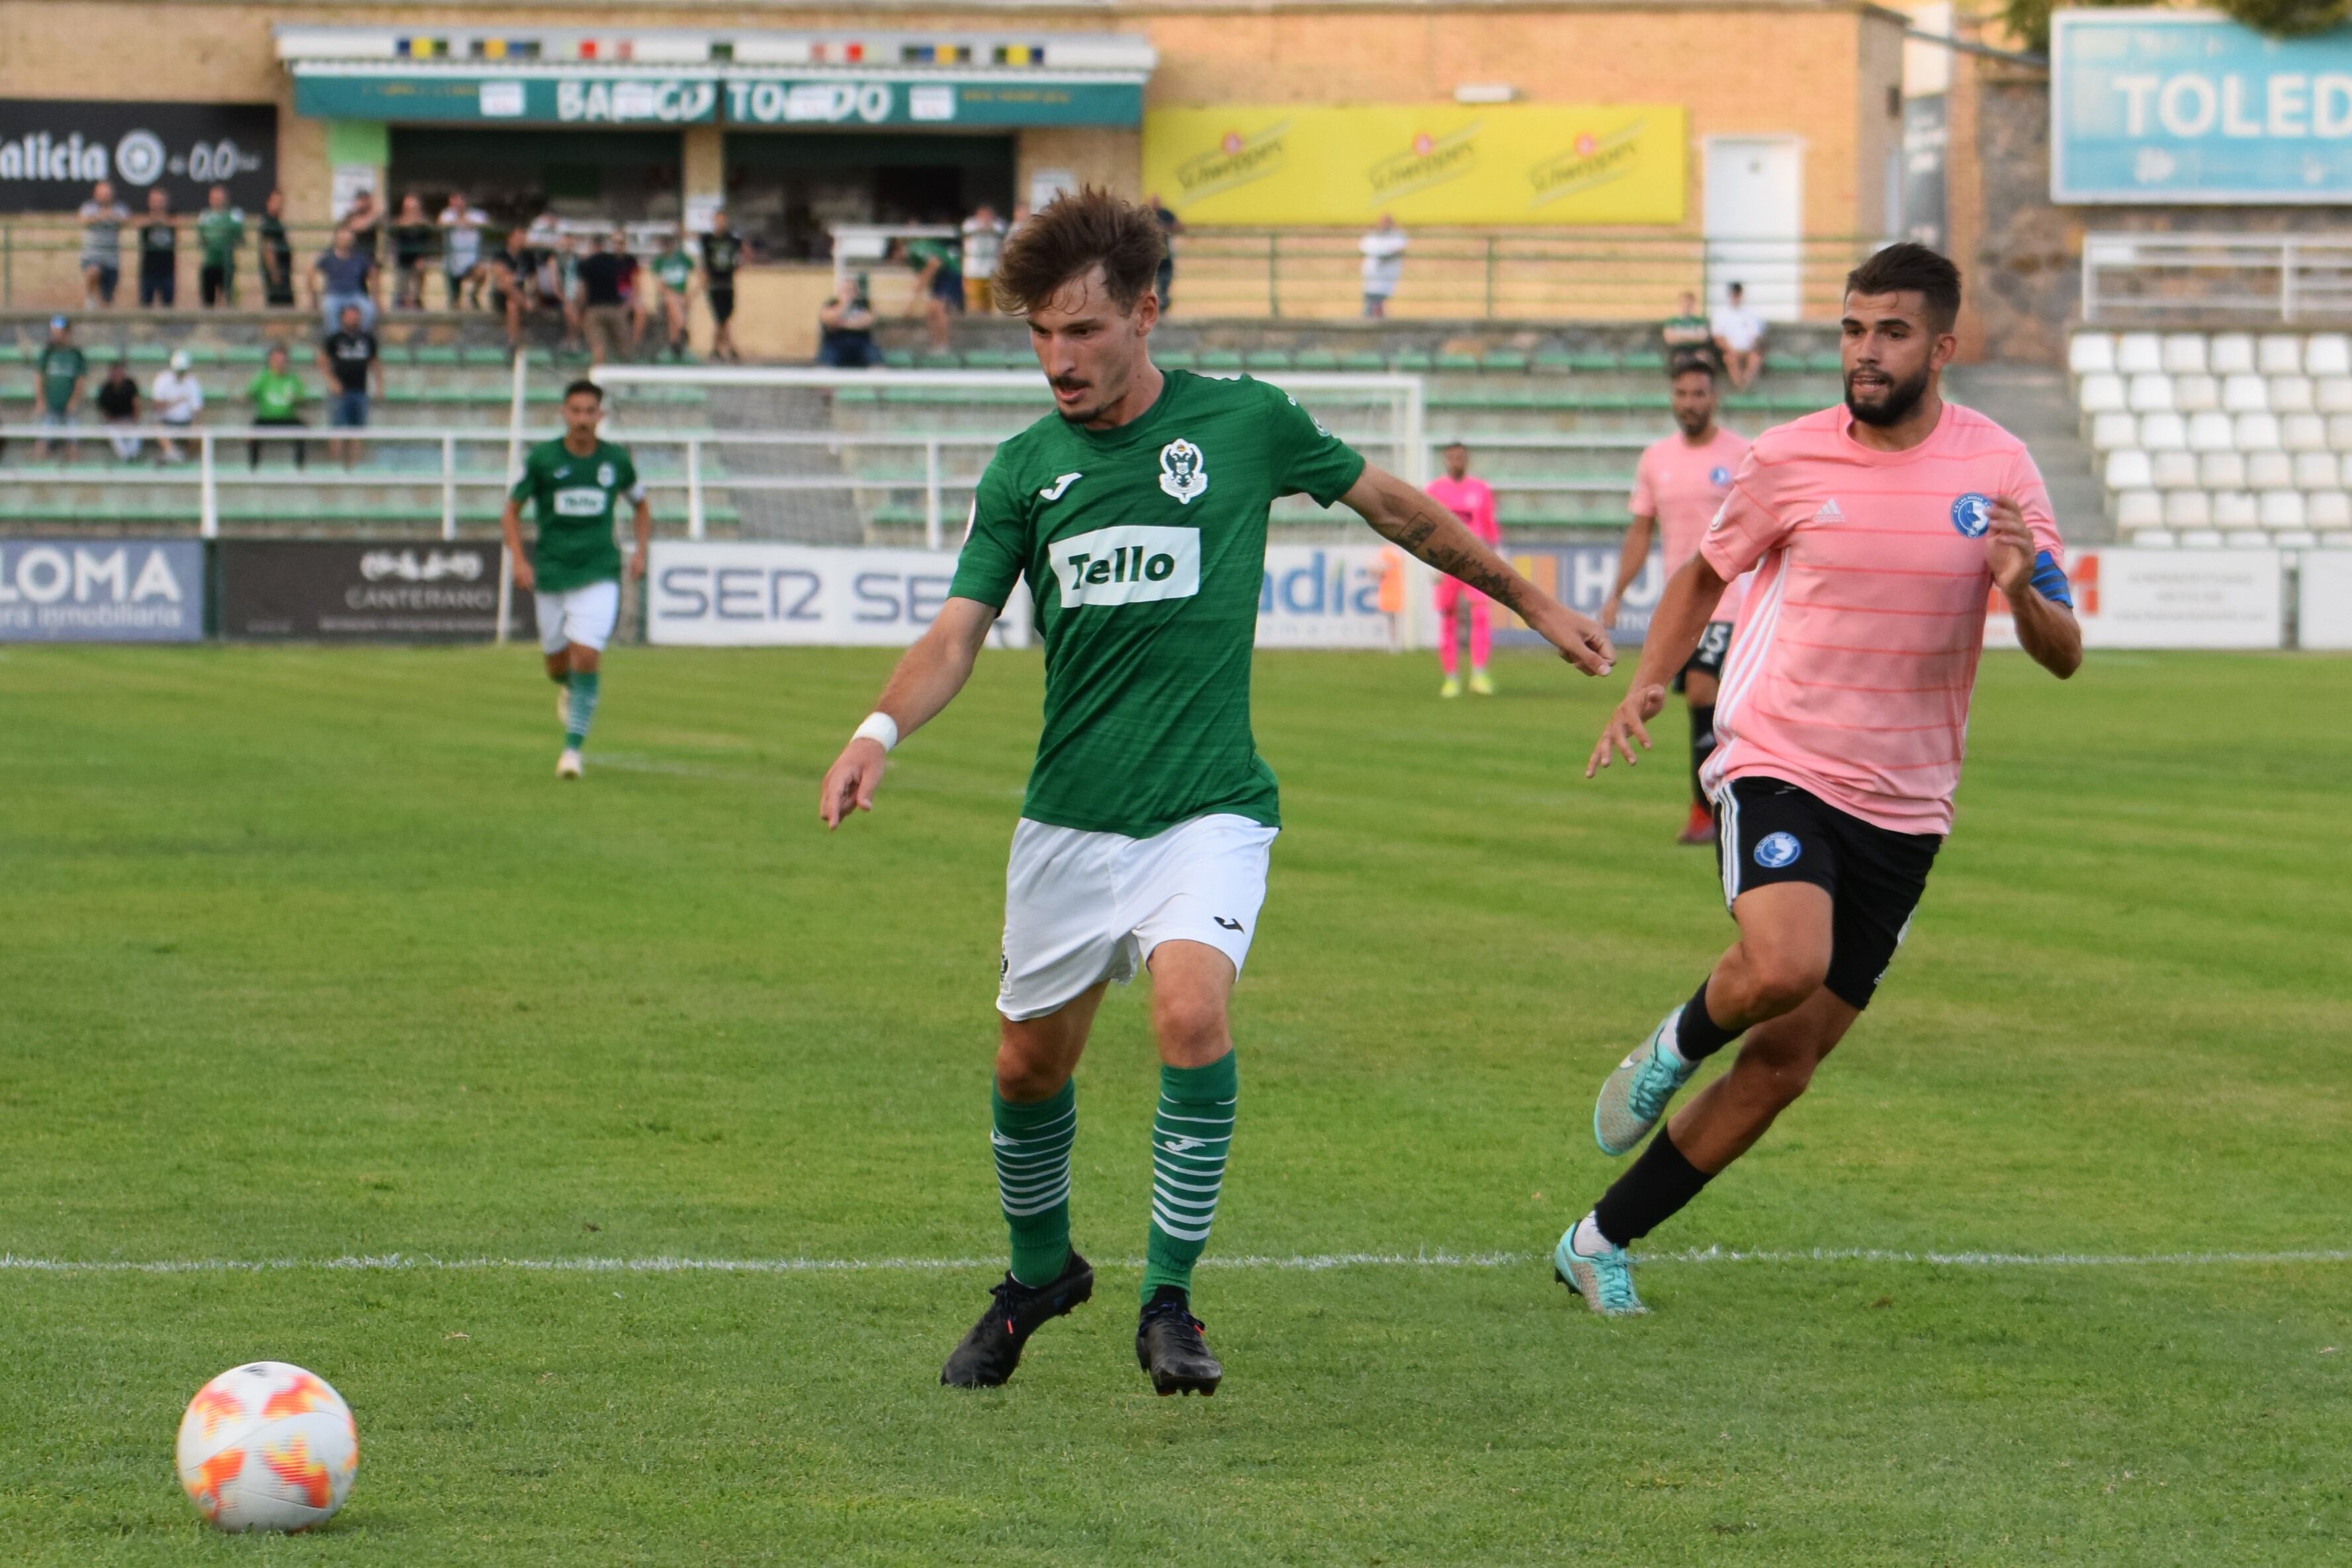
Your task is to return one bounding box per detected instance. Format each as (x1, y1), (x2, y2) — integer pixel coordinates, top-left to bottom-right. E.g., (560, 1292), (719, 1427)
(2002, 0), (2348, 56)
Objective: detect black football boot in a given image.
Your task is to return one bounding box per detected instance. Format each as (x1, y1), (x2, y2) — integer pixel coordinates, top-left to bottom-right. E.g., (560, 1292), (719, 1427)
(939, 1249), (1094, 1388)
(1135, 1285), (1223, 1397)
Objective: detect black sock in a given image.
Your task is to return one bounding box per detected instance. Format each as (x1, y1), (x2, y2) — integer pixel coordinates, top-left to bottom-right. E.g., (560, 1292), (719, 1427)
(1592, 1126), (1715, 1247)
(1688, 704), (1717, 806)
(1674, 977), (1740, 1063)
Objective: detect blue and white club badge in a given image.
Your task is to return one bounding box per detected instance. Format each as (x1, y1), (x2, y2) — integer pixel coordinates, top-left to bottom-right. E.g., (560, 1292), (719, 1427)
(1709, 465), (1733, 487)
(1158, 438), (1208, 505)
(1753, 831), (1803, 869)
(1950, 492), (1992, 538)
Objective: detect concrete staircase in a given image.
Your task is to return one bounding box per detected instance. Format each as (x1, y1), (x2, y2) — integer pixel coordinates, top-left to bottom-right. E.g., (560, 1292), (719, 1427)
(1946, 363), (2112, 544)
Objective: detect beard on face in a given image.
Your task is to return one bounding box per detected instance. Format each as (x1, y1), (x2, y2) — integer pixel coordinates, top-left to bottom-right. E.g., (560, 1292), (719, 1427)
(1673, 404), (1713, 437)
(1845, 361), (1931, 427)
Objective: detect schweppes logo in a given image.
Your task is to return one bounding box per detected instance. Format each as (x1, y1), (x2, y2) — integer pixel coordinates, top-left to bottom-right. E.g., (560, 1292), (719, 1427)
(1175, 124), (1289, 201)
(1368, 125), (1481, 198)
(1526, 123), (1647, 209)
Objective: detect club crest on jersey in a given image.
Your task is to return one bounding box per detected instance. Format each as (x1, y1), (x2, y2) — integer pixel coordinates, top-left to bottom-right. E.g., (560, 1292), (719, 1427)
(1950, 492), (1992, 537)
(596, 462), (616, 488)
(1709, 465), (1732, 486)
(1753, 832), (1802, 869)
(1158, 439), (1208, 505)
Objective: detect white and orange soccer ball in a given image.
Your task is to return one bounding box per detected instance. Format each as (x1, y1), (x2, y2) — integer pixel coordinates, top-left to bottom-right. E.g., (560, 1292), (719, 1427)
(175, 1361), (358, 1532)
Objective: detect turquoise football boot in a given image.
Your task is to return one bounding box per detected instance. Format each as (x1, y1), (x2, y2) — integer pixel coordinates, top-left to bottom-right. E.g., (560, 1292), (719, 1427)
(1593, 1007), (1699, 1156)
(1552, 1221), (1646, 1317)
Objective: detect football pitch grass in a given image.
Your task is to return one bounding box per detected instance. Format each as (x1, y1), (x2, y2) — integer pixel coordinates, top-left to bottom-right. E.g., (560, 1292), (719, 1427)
(1, 642), (2345, 1565)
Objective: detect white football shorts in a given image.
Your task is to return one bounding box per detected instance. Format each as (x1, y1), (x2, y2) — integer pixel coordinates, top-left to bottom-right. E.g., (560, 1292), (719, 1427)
(535, 580), (621, 654)
(997, 812), (1278, 1022)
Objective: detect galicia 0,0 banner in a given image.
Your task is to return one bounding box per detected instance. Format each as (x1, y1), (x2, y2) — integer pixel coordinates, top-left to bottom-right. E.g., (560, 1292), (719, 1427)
(0, 538), (203, 642)
(0, 101), (274, 214)
(1143, 105), (1687, 226)
(218, 540), (523, 641)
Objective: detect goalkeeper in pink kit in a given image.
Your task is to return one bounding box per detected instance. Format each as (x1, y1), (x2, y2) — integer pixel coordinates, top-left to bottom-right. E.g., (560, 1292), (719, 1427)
(1428, 442), (1503, 696)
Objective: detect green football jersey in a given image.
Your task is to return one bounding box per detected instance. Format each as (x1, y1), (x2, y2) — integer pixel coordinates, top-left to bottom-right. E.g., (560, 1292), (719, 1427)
(653, 251), (693, 292)
(950, 370), (1367, 838)
(510, 437), (642, 593)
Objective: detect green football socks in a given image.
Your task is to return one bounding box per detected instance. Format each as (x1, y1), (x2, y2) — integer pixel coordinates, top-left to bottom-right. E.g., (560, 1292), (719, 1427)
(1142, 1051), (1237, 1303)
(564, 670), (599, 751)
(992, 1080), (1076, 1288)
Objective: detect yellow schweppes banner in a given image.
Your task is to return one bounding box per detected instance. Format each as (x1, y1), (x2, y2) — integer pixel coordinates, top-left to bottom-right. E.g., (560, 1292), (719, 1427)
(1144, 104), (1686, 226)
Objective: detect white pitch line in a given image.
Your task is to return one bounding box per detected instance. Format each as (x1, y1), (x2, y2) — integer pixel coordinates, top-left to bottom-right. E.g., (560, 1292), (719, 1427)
(1, 1247), (2347, 1276)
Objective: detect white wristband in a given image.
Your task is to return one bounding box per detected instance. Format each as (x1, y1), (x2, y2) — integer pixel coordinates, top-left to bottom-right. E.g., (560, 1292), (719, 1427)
(853, 712), (899, 753)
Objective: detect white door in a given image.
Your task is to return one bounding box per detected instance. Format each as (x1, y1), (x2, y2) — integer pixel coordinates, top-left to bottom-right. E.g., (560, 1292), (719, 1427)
(1704, 137), (1803, 323)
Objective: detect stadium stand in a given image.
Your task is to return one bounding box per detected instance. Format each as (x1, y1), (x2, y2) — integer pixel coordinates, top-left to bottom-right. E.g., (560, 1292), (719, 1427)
(2071, 330), (2352, 548)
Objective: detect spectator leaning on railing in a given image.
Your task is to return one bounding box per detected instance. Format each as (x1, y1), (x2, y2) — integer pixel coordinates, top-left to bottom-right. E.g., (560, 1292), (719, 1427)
(257, 191), (294, 308)
(390, 193), (436, 310)
(196, 186), (244, 309)
(150, 349), (202, 463)
(699, 208), (743, 364)
(1360, 214), (1409, 320)
(79, 181), (128, 308)
(136, 189), (178, 310)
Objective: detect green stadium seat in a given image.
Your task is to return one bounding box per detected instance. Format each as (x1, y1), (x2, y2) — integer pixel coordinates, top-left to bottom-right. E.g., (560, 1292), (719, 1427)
(961, 349), (1027, 370)
(226, 344), (271, 365)
(881, 349), (914, 368)
(1198, 349), (1243, 370)
(1481, 349), (1528, 372)
(917, 352), (962, 369)
(459, 345), (510, 368)
(1391, 350), (1434, 372)
(1243, 350), (1289, 371)
(1804, 351), (1843, 373)
(1436, 352), (1480, 372)
(410, 345), (460, 367)
(1568, 352), (1618, 372)
(1338, 351), (1387, 372)
(1294, 349), (1340, 370)
(126, 343), (169, 365)
(1155, 349), (1199, 370)
(1531, 350), (1577, 372)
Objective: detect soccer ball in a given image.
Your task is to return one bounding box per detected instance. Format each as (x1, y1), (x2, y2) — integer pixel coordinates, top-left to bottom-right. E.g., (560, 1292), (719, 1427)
(175, 1361), (359, 1532)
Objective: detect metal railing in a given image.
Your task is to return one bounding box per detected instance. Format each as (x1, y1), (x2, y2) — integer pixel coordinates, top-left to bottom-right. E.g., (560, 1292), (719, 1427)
(2081, 232), (2352, 325)
(1158, 228), (1896, 322)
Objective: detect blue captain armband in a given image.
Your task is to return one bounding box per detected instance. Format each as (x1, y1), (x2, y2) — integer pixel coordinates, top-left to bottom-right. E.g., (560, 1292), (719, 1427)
(2029, 550), (2073, 608)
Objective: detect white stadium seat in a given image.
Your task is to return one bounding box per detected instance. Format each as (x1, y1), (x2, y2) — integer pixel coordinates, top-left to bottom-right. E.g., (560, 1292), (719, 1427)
(2259, 491), (2306, 529)
(2116, 333), (2165, 374)
(2127, 374), (2174, 412)
(2307, 335), (2352, 376)
(2257, 335), (2303, 375)
(2283, 414), (2330, 452)
(2187, 411), (2238, 452)
(2343, 451), (2352, 486)
(2200, 451), (2247, 490)
(2247, 451), (2296, 490)
(2105, 449), (2153, 489)
(2235, 412), (2283, 451)
(2114, 489), (2163, 528)
(2209, 334), (2257, 374)
(2269, 375), (2316, 413)
(2139, 412), (2187, 450)
(2161, 334), (2208, 374)
(2077, 373), (2126, 414)
(2163, 490), (2212, 527)
(2172, 374), (2220, 412)
(2213, 490), (2261, 527)
(2068, 333), (2116, 376)
(2273, 529), (2320, 547)
(2228, 529), (2274, 548)
(2310, 491), (2352, 529)
(2294, 451), (2339, 489)
(2091, 411), (2140, 451)
(2130, 529), (2177, 547)
(2318, 378), (2352, 413)
(2330, 415), (2352, 451)
(2179, 529), (2226, 547)
(2222, 374), (2270, 412)
(2152, 451), (2199, 489)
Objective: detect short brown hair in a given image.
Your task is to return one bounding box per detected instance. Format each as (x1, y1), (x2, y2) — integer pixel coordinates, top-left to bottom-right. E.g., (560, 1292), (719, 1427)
(991, 188), (1165, 316)
(1844, 242), (1962, 331)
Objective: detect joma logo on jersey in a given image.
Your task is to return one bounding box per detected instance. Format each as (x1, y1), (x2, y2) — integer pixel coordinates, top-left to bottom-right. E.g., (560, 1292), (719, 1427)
(553, 486), (609, 517)
(1050, 525), (1201, 609)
